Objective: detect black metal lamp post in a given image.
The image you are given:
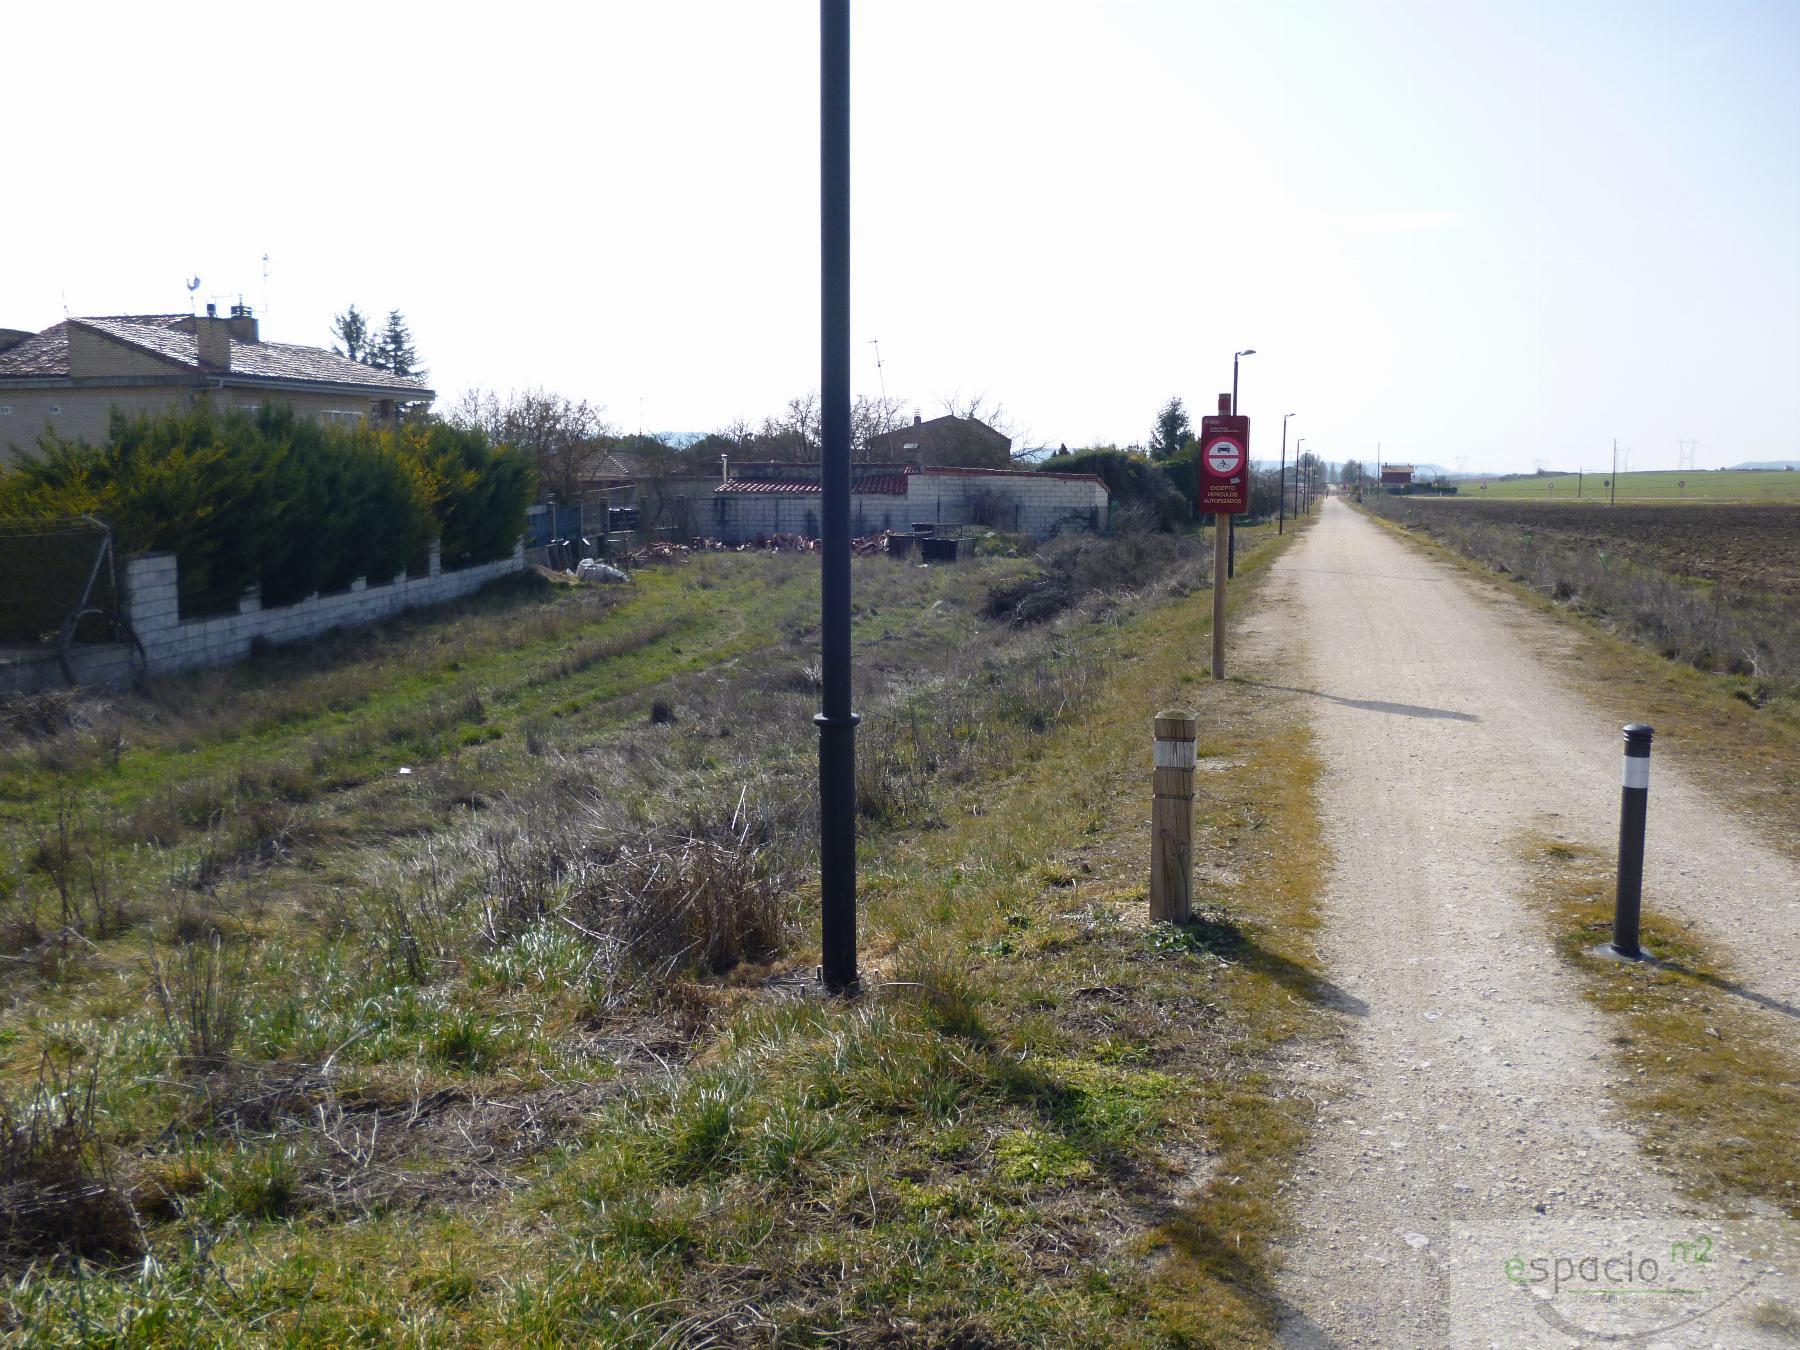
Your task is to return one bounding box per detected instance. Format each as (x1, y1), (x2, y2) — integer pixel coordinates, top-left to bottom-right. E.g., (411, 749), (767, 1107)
(1293, 438), (1305, 520)
(816, 0), (858, 994)
(1279, 413), (1294, 534)
(1231, 349), (1255, 415)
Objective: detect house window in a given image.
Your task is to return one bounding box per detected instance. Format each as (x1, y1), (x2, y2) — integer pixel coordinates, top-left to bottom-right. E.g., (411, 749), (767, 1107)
(47, 404), (61, 414)
(322, 410), (363, 428)
(0, 405), (11, 415)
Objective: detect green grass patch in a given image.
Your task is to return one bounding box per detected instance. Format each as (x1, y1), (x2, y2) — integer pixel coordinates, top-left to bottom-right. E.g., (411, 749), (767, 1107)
(1520, 833), (1800, 1217)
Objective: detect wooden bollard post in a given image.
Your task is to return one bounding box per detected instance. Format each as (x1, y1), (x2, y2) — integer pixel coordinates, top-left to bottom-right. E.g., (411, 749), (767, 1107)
(1151, 710), (1197, 924)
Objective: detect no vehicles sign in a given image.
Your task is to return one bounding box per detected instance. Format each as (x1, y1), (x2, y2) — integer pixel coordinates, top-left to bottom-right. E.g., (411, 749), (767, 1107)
(1198, 413), (1251, 514)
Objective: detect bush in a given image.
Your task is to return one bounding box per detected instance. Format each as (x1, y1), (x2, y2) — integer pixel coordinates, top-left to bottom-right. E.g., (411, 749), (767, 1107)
(395, 420), (533, 570)
(1036, 448), (1187, 529)
(985, 507), (1191, 626)
(0, 403), (532, 615)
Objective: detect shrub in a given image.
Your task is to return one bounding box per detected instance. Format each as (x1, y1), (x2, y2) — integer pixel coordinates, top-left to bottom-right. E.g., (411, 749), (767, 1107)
(1037, 447), (1187, 528)
(0, 402), (531, 615)
(394, 420), (533, 569)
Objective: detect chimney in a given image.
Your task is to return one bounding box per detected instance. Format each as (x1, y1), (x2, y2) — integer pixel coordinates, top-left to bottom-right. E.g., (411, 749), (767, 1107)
(913, 411), (922, 426)
(195, 303), (231, 370)
(720, 453), (730, 484)
(227, 300), (258, 343)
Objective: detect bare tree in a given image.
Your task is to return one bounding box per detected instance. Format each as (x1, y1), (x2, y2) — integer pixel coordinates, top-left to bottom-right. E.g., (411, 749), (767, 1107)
(851, 394), (905, 463)
(451, 389), (612, 500)
(937, 391), (1011, 437)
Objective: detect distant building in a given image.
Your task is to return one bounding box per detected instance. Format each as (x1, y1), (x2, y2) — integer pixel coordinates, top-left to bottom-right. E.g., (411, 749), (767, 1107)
(864, 413), (1012, 469)
(709, 461), (1106, 542)
(0, 306), (433, 462)
(1381, 464), (1415, 487)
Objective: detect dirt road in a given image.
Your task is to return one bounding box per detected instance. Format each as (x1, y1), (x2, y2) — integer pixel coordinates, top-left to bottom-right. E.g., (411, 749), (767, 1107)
(1261, 501), (1799, 1347)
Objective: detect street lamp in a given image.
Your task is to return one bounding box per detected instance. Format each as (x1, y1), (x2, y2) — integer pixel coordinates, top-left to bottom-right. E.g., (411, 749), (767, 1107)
(1293, 438), (1306, 521)
(1279, 412), (1295, 535)
(1232, 349), (1256, 415)
(1227, 350), (1255, 579)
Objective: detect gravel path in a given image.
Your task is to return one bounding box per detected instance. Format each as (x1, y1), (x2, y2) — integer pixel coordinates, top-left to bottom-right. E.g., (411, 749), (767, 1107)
(1261, 501), (1799, 1347)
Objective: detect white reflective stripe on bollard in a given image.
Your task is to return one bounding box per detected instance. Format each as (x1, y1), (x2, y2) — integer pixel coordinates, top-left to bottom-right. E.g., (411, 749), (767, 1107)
(1621, 757), (1651, 790)
(1154, 739), (1197, 770)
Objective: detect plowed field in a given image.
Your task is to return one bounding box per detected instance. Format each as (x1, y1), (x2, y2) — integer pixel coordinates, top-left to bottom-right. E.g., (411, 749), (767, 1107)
(1403, 501), (1800, 596)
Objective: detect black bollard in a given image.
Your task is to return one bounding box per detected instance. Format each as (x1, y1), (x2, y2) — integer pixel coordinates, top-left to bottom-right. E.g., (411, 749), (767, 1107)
(1609, 723), (1654, 960)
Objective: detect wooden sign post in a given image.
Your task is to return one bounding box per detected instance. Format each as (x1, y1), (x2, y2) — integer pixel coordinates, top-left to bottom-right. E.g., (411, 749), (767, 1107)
(1198, 394), (1251, 680)
(1151, 710), (1198, 923)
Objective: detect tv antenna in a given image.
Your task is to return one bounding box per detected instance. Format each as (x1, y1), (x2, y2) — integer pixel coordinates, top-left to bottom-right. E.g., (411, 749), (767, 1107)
(261, 253), (271, 317)
(868, 338), (886, 401)
(186, 276), (201, 312)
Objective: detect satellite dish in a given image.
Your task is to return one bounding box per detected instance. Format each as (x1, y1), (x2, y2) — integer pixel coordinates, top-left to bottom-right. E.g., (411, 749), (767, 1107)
(186, 277), (201, 293)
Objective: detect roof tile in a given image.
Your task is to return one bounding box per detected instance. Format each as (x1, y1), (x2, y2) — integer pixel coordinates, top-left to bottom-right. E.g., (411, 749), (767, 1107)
(0, 314), (431, 394)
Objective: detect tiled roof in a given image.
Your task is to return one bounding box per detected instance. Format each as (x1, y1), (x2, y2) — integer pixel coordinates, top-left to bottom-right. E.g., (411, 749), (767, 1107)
(0, 322), (71, 377)
(229, 340), (429, 391)
(0, 315), (432, 393)
(76, 315), (196, 366)
(717, 474), (909, 496)
(908, 464), (1106, 487)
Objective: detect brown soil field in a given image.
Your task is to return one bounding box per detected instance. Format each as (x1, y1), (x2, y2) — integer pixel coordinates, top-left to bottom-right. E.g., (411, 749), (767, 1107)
(1404, 501), (1800, 596)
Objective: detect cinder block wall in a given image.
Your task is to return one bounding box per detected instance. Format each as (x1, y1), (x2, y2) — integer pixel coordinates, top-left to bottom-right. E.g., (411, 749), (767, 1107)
(124, 541), (526, 677)
(904, 475), (1107, 537)
(709, 492), (913, 544)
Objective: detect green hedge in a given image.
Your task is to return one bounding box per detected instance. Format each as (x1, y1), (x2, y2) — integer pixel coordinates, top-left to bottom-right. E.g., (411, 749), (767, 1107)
(0, 404), (532, 617)
(1038, 448), (1189, 529)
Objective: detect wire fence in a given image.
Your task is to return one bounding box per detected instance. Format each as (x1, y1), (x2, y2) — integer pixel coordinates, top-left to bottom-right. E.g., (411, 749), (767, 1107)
(0, 517), (119, 645)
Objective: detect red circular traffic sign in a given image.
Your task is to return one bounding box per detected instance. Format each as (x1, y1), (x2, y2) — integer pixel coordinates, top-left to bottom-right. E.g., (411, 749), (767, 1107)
(1205, 438), (1245, 476)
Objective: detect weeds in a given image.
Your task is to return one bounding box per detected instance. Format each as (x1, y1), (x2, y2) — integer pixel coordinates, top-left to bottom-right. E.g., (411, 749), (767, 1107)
(0, 1056), (142, 1269)
(148, 932), (244, 1070)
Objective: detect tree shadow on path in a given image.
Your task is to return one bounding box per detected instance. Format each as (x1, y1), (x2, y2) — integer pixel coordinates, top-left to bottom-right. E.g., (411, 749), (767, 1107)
(1241, 680), (1480, 724)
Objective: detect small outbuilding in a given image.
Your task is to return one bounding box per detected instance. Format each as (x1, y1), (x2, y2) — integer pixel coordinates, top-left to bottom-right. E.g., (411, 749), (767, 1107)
(709, 462), (1107, 543)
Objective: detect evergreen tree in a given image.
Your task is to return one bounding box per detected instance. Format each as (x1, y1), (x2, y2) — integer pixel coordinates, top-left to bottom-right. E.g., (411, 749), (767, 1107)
(330, 304), (369, 362)
(369, 309), (424, 379)
(1149, 396), (1191, 459)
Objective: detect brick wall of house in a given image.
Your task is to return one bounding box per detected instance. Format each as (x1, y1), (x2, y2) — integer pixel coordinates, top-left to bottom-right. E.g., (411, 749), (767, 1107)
(64, 326), (181, 378)
(1, 388), (386, 465)
(1, 387), (189, 456)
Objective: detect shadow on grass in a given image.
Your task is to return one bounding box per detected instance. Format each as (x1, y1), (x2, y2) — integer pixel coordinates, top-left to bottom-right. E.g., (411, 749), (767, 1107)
(1654, 961), (1800, 1023)
(1159, 910), (1368, 1017)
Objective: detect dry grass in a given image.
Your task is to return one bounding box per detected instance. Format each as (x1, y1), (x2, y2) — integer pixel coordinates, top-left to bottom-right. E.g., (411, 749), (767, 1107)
(1367, 495), (1800, 711)
(0, 522), (1340, 1342)
(0, 1057), (142, 1271)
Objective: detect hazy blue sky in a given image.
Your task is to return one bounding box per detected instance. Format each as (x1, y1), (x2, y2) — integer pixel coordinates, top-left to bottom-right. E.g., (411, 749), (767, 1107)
(2, 1), (1795, 471)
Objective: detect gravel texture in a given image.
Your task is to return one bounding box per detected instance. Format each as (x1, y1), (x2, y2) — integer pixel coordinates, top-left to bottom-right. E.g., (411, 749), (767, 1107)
(1261, 502), (1798, 1347)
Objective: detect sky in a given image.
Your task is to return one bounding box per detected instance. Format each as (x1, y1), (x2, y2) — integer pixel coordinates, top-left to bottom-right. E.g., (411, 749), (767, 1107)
(2, 0), (1796, 473)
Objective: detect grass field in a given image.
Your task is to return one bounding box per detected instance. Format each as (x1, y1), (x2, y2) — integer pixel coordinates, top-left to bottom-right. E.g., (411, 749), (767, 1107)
(0, 520), (1336, 1344)
(1455, 467), (1800, 502)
